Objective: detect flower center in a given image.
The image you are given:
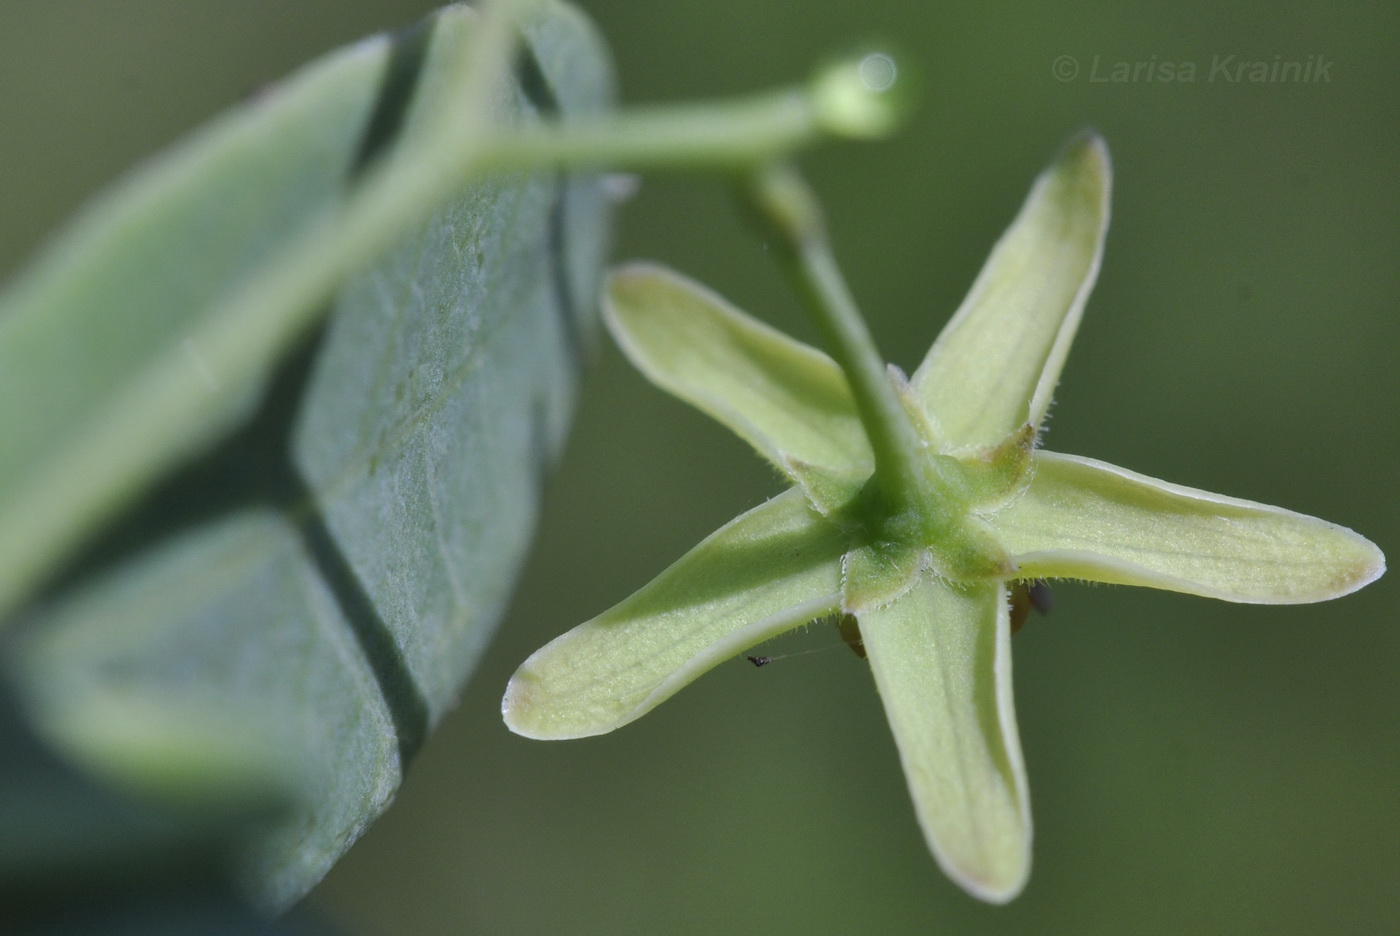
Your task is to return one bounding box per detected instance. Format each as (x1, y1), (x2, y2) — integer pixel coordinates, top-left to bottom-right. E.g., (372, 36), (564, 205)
(843, 425), (1035, 584)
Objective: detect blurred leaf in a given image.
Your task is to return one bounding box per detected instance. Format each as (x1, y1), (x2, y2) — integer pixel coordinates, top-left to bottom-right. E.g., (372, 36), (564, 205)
(0, 9), (377, 619)
(3, 0), (613, 909)
(0, 687), (307, 935)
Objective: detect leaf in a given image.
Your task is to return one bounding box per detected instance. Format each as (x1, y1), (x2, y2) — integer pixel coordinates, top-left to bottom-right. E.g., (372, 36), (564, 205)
(858, 575), (1030, 903)
(604, 262), (873, 478)
(991, 452), (1386, 603)
(0, 19), (377, 619)
(911, 132), (1110, 449)
(0, 687), (298, 933)
(4, 1), (614, 909)
(503, 487), (846, 739)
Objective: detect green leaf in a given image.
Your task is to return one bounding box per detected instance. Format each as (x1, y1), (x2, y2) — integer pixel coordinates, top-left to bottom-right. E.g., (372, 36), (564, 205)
(0, 1), (585, 621)
(859, 575), (1030, 903)
(21, 686), (293, 814)
(911, 132), (1110, 449)
(503, 488), (846, 739)
(0, 688), (293, 932)
(0, 19), (391, 619)
(6, 1), (614, 908)
(992, 452), (1386, 602)
(604, 263), (873, 478)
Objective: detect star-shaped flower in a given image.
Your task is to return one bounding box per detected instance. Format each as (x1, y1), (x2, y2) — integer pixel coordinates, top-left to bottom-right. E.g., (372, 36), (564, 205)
(502, 134), (1384, 902)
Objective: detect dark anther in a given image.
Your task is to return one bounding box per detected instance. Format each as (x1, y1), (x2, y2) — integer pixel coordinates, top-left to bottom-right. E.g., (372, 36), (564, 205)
(836, 613), (866, 659)
(1010, 579), (1053, 634)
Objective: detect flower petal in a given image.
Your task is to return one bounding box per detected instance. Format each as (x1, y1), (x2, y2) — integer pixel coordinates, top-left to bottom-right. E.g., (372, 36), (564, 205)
(604, 263), (873, 476)
(911, 133), (1110, 449)
(503, 487), (846, 739)
(859, 574), (1031, 903)
(991, 452), (1386, 602)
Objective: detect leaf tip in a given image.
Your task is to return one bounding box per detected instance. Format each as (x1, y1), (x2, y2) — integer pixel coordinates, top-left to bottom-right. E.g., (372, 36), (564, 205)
(1337, 529), (1386, 597)
(499, 668), (540, 738)
(601, 261), (716, 345)
(1281, 520), (1388, 603)
(500, 641), (640, 742)
(1042, 129), (1112, 230)
(915, 785), (1033, 905)
(1059, 128), (1111, 181)
(602, 261), (667, 323)
(952, 861), (1031, 905)
(500, 661), (573, 741)
(916, 796), (1032, 905)
(603, 259), (668, 292)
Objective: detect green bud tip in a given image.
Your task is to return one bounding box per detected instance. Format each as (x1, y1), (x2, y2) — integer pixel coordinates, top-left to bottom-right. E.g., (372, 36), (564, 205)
(811, 50), (909, 139)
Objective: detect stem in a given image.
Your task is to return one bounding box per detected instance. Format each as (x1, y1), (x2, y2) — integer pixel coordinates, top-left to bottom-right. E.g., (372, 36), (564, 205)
(478, 49), (903, 172)
(740, 163), (927, 507)
(481, 90), (820, 171)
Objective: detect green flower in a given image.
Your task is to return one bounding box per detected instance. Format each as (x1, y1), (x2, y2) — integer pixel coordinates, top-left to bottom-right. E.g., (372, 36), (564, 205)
(502, 134), (1384, 902)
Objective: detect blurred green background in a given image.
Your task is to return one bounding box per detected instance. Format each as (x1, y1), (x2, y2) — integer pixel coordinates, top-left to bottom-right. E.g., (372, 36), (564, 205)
(2, 1), (1396, 934)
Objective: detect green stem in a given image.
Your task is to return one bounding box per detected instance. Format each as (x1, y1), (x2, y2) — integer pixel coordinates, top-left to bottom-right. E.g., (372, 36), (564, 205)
(479, 49), (902, 171)
(481, 90), (820, 171)
(740, 163), (927, 508)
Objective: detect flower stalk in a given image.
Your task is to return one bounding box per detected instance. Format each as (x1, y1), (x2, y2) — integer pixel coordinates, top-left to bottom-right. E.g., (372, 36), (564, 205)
(739, 162), (932, 514)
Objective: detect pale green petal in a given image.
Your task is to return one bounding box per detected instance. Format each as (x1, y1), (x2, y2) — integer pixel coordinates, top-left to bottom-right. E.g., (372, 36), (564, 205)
(991, 452), (1386, 602)
(860, 574), (1030, 903)
(911, 133), (1110, 449)
(604, 263), (873, 476)
(503, 487), (846, 739)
